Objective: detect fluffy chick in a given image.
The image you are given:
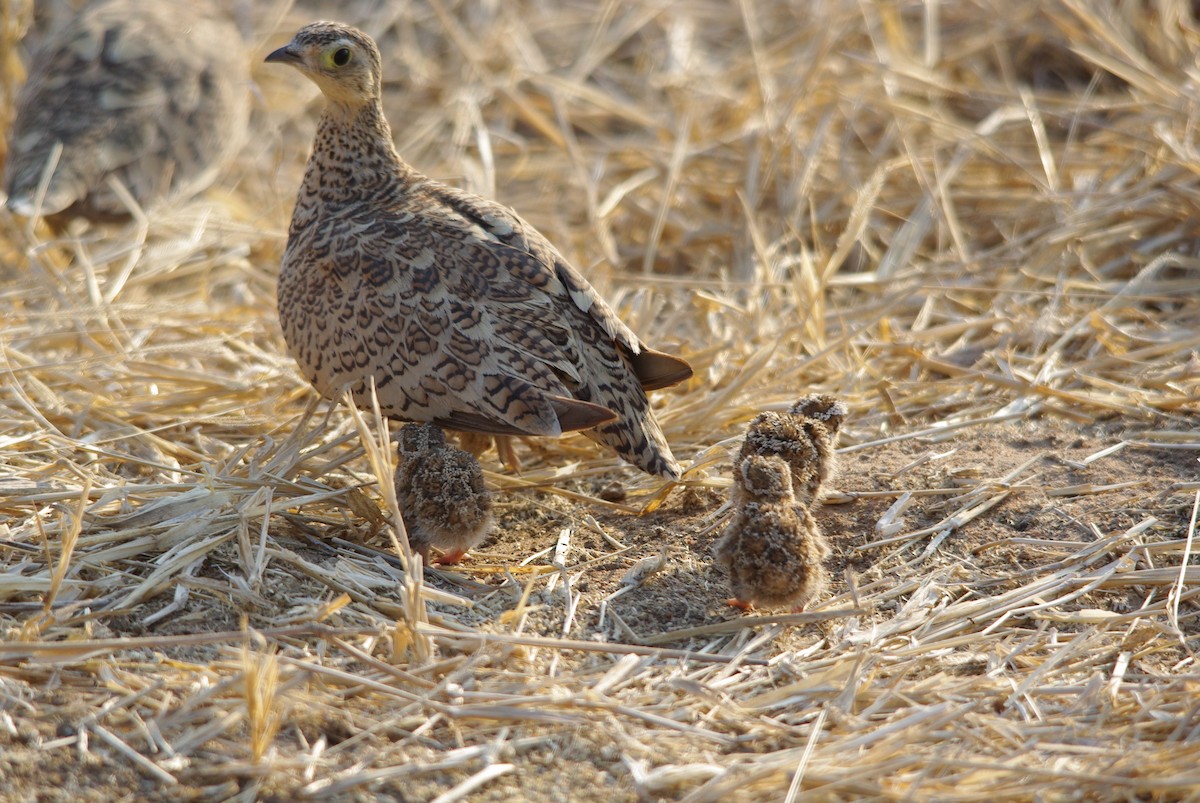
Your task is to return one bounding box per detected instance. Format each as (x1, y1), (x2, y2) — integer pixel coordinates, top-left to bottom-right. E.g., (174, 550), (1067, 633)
(394, 423), (493, 564)
(714, 455), (830, 611)
(397, 420), (446, 457)
(788, 394), (846, 497)
(788, 394), (848, 437)
(735, 412), (833, 504)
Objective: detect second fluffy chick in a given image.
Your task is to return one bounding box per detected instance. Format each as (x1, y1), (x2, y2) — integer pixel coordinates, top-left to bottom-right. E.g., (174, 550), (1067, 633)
(735, 393), (847, 505)
(715, 454), (830, 610)
(395, 423), (494, 564)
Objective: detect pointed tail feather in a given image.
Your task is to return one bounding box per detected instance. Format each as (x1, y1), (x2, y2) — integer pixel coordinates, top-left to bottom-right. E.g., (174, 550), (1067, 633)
(629, 347), (693, 391)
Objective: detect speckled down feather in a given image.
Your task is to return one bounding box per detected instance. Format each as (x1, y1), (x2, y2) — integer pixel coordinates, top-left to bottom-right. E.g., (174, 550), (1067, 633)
(788, 394), (847, 435)
(3, 0), (250, 218)
(715, 455), (830, 609)
(394, 423), (493, 563)
(266, 22), (692, 479)
(735, 412), (828, 503)
(735, 394), (845, 503)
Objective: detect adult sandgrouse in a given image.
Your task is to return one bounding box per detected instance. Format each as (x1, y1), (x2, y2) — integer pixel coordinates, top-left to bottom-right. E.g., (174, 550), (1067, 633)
(266, 22), (692, 479)
(3, 0), (250, 219)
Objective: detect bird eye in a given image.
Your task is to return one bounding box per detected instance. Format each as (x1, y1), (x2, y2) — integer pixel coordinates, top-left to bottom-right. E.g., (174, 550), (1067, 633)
(332, 47), (351, 67)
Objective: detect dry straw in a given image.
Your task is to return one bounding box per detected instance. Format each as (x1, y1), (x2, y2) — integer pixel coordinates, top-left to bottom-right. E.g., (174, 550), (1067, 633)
(4, 0), (1200, 799)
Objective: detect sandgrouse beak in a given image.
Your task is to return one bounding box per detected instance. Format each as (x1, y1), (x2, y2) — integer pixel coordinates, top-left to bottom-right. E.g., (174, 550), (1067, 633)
(264, 42), (302, 65)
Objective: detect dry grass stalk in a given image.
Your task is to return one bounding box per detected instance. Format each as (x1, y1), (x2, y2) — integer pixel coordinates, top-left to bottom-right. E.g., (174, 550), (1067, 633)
(241, 637), (285, 765)
(341, 384), (433, 664)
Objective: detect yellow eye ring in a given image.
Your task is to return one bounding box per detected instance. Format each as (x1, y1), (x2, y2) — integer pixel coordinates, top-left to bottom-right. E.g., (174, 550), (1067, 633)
(325, 46), (351, 69)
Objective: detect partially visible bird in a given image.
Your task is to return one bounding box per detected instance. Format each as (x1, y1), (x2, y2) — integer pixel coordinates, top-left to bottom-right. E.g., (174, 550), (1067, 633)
(3, 0), (250, 220)
(788, 394), (847, 435)
(394, 423), (493, 564)
(734, 450), (796, 500)
(265, 22), (692, 480)
(736, 395), (846, 503)
(396, 419), (444, 458)
(788, 393), (846, 498)
(735, 412), (826, 504)
(714, 454), (830, 611)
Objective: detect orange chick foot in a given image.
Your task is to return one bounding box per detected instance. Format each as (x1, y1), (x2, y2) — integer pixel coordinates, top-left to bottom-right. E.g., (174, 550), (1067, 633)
(434, 549), (468, 565)
(726, 598), (755, 611)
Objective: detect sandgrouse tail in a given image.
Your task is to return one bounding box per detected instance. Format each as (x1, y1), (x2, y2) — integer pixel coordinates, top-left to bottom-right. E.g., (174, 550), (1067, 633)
(266, 22), (692, 479)
(4, 0), (250, 220)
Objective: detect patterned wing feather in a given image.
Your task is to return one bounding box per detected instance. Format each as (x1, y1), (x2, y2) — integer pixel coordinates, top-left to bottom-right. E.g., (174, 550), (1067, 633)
(424, 186), (689, 477)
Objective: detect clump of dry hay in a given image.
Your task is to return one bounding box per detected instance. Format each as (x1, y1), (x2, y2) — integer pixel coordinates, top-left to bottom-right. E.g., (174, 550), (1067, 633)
(4, 0), (1200, 799)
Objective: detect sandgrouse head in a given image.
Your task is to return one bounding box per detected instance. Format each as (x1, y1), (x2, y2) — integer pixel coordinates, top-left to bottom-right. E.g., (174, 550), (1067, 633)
(266, 22), (382, 105)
